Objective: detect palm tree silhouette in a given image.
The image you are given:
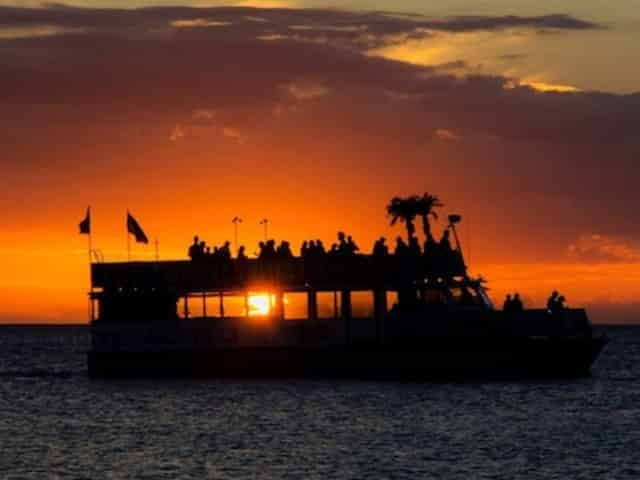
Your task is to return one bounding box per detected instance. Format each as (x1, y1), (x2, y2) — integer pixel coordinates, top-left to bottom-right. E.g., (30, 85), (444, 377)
(417, 192), (443, 241)
(387, 195), (421, 243)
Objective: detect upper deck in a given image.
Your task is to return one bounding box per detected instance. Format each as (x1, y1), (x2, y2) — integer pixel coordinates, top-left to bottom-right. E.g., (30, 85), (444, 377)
(91, 253), (467, 294)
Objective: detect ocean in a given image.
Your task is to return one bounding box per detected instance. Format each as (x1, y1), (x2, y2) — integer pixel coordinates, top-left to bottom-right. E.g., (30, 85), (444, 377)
(0, 325), (638, 479)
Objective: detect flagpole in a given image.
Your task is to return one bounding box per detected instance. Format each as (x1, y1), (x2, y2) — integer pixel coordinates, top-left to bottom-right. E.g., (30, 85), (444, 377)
(155, 238), (159, 262)
(127, 210), (131, 262)
(87, 206), (93, 322)
(87, 206), (92, 265)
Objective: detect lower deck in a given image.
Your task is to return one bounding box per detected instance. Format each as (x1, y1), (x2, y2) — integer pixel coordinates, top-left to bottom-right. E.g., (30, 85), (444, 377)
(90, 308), (594, 353)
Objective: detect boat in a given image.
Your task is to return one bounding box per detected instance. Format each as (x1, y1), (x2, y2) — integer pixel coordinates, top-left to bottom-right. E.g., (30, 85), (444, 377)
(87, 202), (607, 379)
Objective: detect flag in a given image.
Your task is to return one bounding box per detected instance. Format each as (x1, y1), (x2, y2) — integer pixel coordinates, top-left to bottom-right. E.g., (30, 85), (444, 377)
(79, 207), (90, 235)
(127, 212), (149, 244)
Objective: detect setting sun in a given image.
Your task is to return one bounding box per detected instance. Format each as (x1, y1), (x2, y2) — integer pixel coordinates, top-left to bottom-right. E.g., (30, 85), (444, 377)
(248, 294), (273, 316)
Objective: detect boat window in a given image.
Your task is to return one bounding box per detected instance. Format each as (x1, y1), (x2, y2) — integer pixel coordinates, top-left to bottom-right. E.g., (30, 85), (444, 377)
(351, 291), (374, 318)
(386, 291), (399, 312)
(317, 291), (341, 319)
(283, 292), (307, 320)
(221, 296), (247, 318)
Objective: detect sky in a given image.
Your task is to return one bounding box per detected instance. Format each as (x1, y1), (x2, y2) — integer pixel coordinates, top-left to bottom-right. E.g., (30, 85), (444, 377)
(0, 1), (639, 323)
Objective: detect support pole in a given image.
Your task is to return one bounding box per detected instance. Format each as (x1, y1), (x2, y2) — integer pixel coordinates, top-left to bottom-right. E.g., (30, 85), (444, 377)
(88, 225), (94, 322)
(202, 290), (207, 319)
(307, 288), (317, 322)
(219, 292), (225, 319)
(273, 291), (284, 322)
(341, 290), (351, 345)
(374, 289), (387, 344)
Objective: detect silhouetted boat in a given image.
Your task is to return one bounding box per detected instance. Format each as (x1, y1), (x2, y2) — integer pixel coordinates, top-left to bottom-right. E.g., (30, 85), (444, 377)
(87, 213), (607, 379)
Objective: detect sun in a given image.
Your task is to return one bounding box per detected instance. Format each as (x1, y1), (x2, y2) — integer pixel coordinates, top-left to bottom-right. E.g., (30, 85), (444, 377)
(248, 294), (273, 316)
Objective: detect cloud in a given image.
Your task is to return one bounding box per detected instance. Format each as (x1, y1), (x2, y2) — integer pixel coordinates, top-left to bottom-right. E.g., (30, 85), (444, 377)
(0, 6), (601, 47)
(568, 234), (640, 263)
(222, 127), (247, 144)
(170, 19), (231, 28)
(518, 80), (580, 92)
(434, 128), (461, 141)
(285, 81), (329, 100)
(169, 125), (185, 142)
(191, 109), (216, 122)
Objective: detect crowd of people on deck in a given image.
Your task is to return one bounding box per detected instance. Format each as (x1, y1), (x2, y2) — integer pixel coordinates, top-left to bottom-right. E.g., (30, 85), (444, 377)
(188, 236), (239, 261)
(300, 232), (359, 258)
(188, 229), (460, 266)
(257, 239), (294, 260)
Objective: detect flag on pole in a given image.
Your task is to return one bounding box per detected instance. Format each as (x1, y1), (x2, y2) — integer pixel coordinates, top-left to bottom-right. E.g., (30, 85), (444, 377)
(127, 211), (149, 244)
(79, 207), (91, 235)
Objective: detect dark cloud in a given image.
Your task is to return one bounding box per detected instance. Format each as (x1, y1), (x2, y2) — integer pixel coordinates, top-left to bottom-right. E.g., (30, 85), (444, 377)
(0, 5), (637, 263)
(0, 6), (602, 48)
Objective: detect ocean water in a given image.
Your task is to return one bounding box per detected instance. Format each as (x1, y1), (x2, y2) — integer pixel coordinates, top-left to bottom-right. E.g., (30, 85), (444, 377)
(0, 325), (638, 479)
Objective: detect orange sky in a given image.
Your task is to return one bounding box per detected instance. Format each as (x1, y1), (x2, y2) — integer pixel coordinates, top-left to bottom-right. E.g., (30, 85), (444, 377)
(0, 4), (639, 323)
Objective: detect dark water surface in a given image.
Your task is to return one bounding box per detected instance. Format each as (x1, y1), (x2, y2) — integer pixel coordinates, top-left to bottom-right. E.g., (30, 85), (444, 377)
(0, 325), (638, 479)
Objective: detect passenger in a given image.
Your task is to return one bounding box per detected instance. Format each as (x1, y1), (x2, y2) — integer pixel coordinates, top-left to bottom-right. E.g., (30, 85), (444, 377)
(439, 229), (452, 252)
(265, 239), (277, 258)
(423, 234), (437, 255)
(258, 241), (266, 259)
(329, 243), (339, 255)
(188, 235), (199, 260)
(556, 296), (566, 312)
(205, 246), (211, 256)
(277, 241), (294, 259)
(315, 240), (326, 255)
(337, 232), (347, 253)
(394, 236), (408, 256)
(373, 237), (387, 257)
(380, 237), (389, 256)
(236, 245), (249, 280)
(503, 294), (513, 312)
(409, 236), (421, 257)
(220, 241), (231, 259)
(198, 241), (206, 258)
(547, 291), (559, 313)
(346, 235), (359, 255)
(512, 293), (524, 312)
(301, 241), (309, 257)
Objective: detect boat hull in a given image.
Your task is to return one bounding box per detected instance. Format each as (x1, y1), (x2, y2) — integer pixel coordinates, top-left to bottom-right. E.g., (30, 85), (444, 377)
(88, 335), (607, 380)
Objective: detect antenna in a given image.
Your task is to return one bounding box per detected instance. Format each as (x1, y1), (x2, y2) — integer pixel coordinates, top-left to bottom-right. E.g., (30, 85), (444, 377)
(259, 218), (269, 241)
(232, 216), (243, 253)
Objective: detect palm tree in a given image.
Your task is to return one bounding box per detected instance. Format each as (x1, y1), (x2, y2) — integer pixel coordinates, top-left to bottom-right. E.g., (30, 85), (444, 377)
(417, 192), (443, 242)
(387, 195), (421, 243)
